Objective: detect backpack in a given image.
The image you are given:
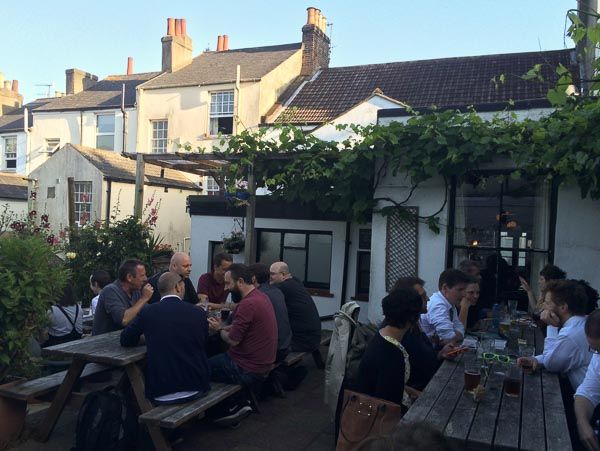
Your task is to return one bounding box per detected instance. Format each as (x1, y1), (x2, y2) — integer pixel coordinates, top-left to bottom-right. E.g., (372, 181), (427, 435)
(344, 320), (378, 386)
(72, 388), (137, 451)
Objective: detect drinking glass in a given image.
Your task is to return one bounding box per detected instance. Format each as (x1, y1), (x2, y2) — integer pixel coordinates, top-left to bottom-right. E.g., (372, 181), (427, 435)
(508, 299), (518, 319)
(464, 361), (482, 393)
(503, 364), (522, 397)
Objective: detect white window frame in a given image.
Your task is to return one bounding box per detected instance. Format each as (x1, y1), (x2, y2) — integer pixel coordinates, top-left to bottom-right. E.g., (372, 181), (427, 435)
(96, 114), (115, 150)
(151, 120), (168, 153)
(209, 90), (234, 136)
(205, 176), (220, 196)
(3, 136), (17, 170)
(45, 138), (60, 153)
(74, 181), (93, 226)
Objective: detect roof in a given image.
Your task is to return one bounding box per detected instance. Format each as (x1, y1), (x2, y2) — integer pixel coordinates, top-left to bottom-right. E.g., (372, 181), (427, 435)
(0, 172), (28, 200)
(0, 99), (54, 133)
(66, 144), (201, 190)
(276, 49), (577, 124)
(36, 72), (160, 112)
(141, 43), (302, 89)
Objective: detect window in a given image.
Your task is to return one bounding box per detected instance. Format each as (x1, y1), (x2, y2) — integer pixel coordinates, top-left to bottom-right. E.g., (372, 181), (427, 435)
(151, 120), (168, 153)
(4, 136), (17, 170)
(74, 181), (93, 226)
(355, 229), (372, 299)
(96, 114), (115, 150)
(45, 138), (60, 153)
(47, 187), (55, 199)
(209, 90), (234, 136)
(205, 176), (220, 196)
(257, 229), (333, 289)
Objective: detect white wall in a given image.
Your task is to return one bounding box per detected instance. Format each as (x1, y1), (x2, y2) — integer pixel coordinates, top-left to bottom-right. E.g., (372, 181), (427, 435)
(0, 198), (27, 217)
(190, 214), (347, 318)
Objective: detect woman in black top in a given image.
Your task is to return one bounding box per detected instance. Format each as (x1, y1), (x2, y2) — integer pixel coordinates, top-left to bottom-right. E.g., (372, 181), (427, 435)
(354, 287), (422, 407)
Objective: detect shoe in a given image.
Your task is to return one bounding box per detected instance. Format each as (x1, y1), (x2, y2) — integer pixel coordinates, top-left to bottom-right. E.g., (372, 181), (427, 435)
(212, 404), (252, 428)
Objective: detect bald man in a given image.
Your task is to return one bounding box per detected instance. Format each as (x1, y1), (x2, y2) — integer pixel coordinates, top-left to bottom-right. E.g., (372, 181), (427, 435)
(148, 252), (201, 305)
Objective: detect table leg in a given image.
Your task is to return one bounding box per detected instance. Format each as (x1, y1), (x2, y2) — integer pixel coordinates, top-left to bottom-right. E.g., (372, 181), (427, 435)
(36, 358), (86, 442)
(125, 363), (171, 451)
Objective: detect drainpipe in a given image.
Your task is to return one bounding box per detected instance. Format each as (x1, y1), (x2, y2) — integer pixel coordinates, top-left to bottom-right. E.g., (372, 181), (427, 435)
(235, 64), (241, 133)
(105, 178), (112, 224)
(121, 84), (127, 152)
(79, 110), (83, 145)
(23, 107), (30, 173)
(340, 221), (351, 309)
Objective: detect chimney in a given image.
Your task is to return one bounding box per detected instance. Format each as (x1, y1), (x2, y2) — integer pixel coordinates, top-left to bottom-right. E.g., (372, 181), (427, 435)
(127, 57), (134, 75)
(11, 80), (18, 93)
(217, 35), (224, 51)
(161, 17), (193, 72)
(66, 68), (99, 95)
(223, 35), (229, 51)
(301, 6), (331, 76)
(0, 73), (23, 116)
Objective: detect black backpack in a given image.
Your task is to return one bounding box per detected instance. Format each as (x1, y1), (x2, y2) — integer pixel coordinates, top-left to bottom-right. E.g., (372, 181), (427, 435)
(72, 388), (137, 451)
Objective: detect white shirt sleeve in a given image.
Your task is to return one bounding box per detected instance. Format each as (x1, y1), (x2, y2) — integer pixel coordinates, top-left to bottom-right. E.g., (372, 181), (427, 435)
(91, 295), (99, 315)
(428, 299), (460, 342)
(576, 354), (600, 407)
(537, 335), (582, 374)
(453, 306), (465, 337)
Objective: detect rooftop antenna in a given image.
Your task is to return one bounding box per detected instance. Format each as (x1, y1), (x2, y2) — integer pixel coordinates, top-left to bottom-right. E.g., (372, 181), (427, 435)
(327, 22), (335, 56)
(35, 83), (54, 98)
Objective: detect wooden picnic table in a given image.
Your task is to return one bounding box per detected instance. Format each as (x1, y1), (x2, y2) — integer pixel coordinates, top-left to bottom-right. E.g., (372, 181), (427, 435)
(402, 325), (572, 451)
(38, 330), (171, 450)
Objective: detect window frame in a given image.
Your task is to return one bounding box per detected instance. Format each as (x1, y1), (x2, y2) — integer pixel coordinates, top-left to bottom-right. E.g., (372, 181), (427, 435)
(209, 90), (235, 136)
(3, 136), (17, 170)
(205, 176), (220, 196)
(354, 228), (372, 300)
(74, 181), (93, 226)
(150, 119), (168, 153)
(95, 113), (115, 150)
(45, 138), (60, 153)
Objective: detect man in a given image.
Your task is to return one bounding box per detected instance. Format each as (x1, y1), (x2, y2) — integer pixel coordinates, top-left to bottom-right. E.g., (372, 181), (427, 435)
(207, 264), (277, 425)
(269, 261), (321, 353)
(420, 269), (470, 345)
(575, 309), (600, 451)
(89, 270), (112, 315)
(147, 252), (199, 305)
(518, 280), (590, 389)
(197, 253), (233, 309)
(120, 272), (210, 404)
(92, 259), (153, 335)
(249, 263), (292, 362)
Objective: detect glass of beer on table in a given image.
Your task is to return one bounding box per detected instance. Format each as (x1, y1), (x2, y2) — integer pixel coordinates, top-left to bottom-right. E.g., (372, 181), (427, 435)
(464, 360), (481, 393)
(503, 364), (522, 397)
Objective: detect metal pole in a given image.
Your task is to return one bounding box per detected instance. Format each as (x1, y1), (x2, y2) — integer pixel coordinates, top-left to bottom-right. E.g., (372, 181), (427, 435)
(134, 153), (145, 218)
(244, 164), (256, 265)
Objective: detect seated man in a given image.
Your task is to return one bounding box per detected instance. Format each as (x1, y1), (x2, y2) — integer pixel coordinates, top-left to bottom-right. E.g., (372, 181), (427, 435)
(249, 263), (292, 362)
(147, 252), (200, 305)
(269, 261), (321, 353)
(420, 269), (469, 346)
(120, 272), (210, 404)
(518, 280), (590, 390)
(197, 253), (233, 309)
(92, 259), (153, 335)
(207, 264), (277, 426)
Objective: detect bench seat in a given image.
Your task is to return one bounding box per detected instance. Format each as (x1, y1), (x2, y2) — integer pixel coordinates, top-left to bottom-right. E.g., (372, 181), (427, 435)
(0, 362), (110, 401)
(283, 352), (306, 367)
(138, 383), (241, 429)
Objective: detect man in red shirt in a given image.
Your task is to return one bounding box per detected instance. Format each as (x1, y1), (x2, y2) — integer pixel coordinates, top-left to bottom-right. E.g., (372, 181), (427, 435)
(207, 263), (278, 426)
(197, 253), (233, 309)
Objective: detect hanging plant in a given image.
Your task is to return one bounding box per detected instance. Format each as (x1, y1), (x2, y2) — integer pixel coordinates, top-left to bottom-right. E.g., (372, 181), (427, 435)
(222, 231), (245, 254)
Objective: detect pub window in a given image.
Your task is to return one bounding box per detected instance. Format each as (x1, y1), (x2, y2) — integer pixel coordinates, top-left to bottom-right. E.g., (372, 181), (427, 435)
(355, 228), (372, 299)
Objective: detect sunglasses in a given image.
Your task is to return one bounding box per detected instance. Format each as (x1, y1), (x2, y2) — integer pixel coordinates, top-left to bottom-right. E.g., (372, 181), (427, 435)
(482, 352), (512, 363)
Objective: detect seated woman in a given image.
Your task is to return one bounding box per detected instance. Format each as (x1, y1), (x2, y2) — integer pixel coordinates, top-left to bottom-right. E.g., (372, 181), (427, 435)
(353, 287), (422, 409)
(459, 277), (481, 330)
(43, 284), (83, 347)
(520, 264), (567, 313)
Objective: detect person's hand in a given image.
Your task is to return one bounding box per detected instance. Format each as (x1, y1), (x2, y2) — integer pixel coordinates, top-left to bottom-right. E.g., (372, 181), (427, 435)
(578, 420), (600, 451)
(460, 298), (473, 310)
(540, 309), (560, 327)
(438, 343), (457, 360)
(405, 386), (422, 401)
(207, 317), (223, 333)
(517, 357), (539, 373)
(141, 284), (154, 302)
(207, 302), (223, 311)
(519, 276), (533, 293)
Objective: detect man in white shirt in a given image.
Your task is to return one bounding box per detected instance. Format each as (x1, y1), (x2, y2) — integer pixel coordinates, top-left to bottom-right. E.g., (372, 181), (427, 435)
(420, 269), (469, 345)
(517, 280), (590, 390)
(575, 310), (600, 451)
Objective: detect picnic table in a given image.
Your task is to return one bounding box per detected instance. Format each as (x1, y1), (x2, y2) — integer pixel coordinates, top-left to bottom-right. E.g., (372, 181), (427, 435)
(402, 325), (572, 451)
(38, 330), (172, 450)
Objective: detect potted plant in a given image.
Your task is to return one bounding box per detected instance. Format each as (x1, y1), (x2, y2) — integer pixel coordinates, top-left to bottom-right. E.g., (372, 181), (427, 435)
(222, 231), (245, 254)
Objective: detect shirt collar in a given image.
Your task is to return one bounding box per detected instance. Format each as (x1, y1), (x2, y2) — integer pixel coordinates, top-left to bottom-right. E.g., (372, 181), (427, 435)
(563, 315), (586, 329)
(160, 294), (182, 302)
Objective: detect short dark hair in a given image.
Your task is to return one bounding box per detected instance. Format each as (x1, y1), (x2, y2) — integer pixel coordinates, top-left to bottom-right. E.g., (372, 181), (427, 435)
(545, 279), (587, 316)
(585, 309), (600, 340)
(392, 276), (425, 291)
(575, 279), (600, 315)
(58, 283), (78, 307)
(248, 263), (270, 284)
(90, 270), (112, 289)
(382, 287), (422, 329)
(227, 263), (253, 285)
(539, 264), (566, 281)
(466, 276), (480, 285)
(458, 259), (480, 274)
(213, 253), (233, 269)
(118, 259), (145, 282)
(438, 269), (470, 290)
(356, 421), (455, 451)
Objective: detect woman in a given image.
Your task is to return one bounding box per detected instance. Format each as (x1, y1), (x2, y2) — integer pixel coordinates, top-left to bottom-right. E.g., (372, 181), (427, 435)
(89, 270), (112, 315)
(43, 284), (83, 347)
(353, 287), (422, 409)
(459, 278), (481, 330)
(520, 264), (566, 313)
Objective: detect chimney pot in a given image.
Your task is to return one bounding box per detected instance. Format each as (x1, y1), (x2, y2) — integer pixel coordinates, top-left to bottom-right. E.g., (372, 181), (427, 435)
(223, 35), (229, 51)
(217, 35), (224, 51)
(181, 18), (187, 36)
(307, 7), (316, 25)
(175, 19), (182, 36)
(11, 79), (18, 93)
(315, 9), (322, 29)
(127, 57), (134, 75)
(321, 16), (327, 32)
(167, 18), (175, 36)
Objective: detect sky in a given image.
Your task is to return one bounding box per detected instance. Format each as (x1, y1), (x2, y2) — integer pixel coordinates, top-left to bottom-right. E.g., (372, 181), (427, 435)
(1, 0), (576, 103)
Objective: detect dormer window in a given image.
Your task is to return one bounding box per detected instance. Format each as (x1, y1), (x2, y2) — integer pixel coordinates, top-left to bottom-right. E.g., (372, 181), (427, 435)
(209, 90), (234, 136)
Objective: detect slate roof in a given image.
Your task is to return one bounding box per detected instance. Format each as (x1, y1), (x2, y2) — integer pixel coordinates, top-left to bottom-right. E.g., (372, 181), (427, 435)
(66, 144), (200, 190)
(141, 43), (302, 89)
(276, 49), (577, 124)
(36, 72), (160, 112)
(0, 173), (28, 200)
(0, 99), (53, 133)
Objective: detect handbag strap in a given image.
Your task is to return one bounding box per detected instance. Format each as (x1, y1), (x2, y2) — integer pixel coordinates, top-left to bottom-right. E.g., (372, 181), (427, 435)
(56, 304), (78, 332)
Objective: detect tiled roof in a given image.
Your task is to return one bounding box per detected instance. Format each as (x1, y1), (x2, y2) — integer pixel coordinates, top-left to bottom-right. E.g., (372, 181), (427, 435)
(0, 172), (28, 200)
(277, 49), (577, 124)
(141, 43), (302, 89)
(0, 99), (53, 133)
(66, 144), (200, 190)
(36, 72), (160, 112)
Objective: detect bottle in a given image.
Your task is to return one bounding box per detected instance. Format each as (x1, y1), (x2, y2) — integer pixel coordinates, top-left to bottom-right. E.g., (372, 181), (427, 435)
(492, 303), (502, 329)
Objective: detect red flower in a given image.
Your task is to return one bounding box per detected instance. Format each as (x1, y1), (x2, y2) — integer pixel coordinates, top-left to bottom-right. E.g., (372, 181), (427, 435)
(41, 214), (49, 223)
(46, 235), (55, 244)
(29, 210), (37, 217)
(29, 191), (37, 199)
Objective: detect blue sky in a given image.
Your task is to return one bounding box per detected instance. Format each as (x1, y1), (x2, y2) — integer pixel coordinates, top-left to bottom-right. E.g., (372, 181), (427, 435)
(2, 0), (574, 103)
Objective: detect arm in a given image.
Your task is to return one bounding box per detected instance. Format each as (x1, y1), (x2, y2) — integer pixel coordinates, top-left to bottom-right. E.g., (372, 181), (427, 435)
(575, 396), (600, 451)
(373, 347), (406, 405)
(519, 277), (537, 313)
(120, 310), (144, 347)
(458, 299), (471, 330)
(121, 284), (153, 327)
(208, 317), (240, 346)
(427, 300), (462, 343)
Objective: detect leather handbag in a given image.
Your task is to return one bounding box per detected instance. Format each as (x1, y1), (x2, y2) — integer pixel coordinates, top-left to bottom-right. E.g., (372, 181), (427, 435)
(336, 389), (403, 451)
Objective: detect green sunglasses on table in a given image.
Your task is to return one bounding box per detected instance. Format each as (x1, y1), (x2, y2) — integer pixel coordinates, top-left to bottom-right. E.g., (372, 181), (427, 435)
(481, 352), (512, 363)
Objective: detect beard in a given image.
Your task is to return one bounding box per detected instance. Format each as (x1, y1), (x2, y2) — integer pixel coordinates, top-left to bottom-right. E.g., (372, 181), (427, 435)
(230, 289), (242, 304)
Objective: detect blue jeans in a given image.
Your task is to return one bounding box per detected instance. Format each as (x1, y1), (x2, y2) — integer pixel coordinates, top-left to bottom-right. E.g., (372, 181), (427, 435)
(208, 353), (261, 387)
